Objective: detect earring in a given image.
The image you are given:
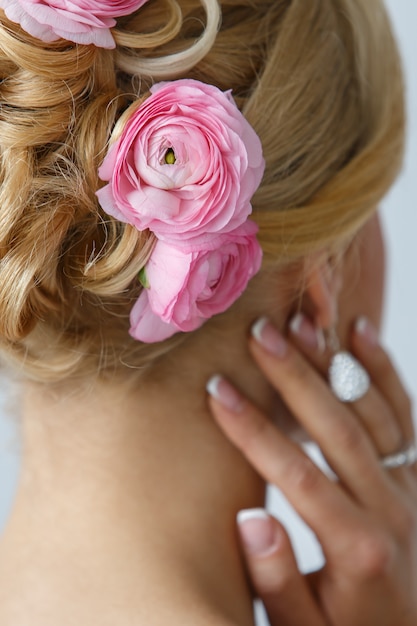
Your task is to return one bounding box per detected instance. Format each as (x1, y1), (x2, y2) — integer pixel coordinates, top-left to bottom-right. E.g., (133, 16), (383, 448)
(326, 328), (370, 402)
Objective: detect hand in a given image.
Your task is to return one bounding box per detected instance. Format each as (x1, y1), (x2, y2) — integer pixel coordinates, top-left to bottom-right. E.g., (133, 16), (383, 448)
(207, 315), (417, 626)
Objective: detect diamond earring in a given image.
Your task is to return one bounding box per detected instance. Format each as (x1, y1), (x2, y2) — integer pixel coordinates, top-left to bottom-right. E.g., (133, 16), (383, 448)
(326, 328), (370, 402)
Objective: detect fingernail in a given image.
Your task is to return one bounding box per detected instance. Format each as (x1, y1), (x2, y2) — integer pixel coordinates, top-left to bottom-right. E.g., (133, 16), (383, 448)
(289, 312), (325, 353)
(237, 509), (280, 557)
(251, 317), (287, 358)
(355, 316), (378, 347)
(206, 375), (245, 412)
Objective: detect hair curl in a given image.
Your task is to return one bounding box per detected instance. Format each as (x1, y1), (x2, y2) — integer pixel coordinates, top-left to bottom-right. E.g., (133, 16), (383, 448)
(0, 0), (405, 382)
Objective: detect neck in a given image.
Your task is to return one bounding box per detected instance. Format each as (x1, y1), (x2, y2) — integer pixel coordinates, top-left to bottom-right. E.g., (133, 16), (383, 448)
(0, 372), (267, 625)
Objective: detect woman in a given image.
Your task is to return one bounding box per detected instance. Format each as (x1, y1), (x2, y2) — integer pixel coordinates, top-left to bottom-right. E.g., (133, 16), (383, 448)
(0, 0), (414, 625)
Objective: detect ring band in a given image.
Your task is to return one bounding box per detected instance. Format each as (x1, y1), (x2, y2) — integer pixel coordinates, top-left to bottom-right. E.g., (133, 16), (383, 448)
(381, 443), (417, 469)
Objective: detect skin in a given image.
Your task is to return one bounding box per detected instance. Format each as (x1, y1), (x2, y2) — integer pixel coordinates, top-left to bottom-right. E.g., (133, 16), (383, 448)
(0, 212), (409, 626)
(266, 211), (386, 439)
(209, 314), (417, 625)
(208, 212), (417, 625)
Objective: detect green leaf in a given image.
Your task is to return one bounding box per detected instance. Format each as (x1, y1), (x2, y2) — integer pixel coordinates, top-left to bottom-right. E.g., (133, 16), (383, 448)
(138, 267), (150, 289)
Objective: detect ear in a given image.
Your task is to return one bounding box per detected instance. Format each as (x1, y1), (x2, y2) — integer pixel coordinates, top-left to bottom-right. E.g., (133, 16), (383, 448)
(303, 253), (343, 329)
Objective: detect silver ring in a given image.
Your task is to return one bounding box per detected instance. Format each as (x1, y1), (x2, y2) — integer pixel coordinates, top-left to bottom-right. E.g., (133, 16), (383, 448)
(381, 443), (417, 469)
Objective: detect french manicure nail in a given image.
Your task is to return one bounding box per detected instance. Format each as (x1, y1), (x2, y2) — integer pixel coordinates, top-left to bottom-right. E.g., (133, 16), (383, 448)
(237, 508), (280, 556)
(355, 316), (378, 347)
(206, 375), (245, 412)
(289, 312), (325, 353)
(251, 317), (287, 358)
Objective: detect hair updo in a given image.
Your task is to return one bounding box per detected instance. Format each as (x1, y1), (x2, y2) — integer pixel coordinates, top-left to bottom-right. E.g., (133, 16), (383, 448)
(0, 0), (405, 383)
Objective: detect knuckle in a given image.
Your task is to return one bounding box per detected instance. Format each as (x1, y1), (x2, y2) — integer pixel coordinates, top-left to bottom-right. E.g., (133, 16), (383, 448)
(283, 456), (319, 493)
(261, 581), (290, 600)
(333, 420), (362, 454)
(287, 351), (311, 385)
(353, 530), (395, 580)
(257, 569), (293, 597)
(241, 412), (270, 452)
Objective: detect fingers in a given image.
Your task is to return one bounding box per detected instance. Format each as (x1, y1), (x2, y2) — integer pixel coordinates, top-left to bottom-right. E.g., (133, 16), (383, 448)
(236, 509), (326, 626)
(208, 317), (417, 626)
(207, 376), (361, 545)
(352, 317), (415, 444)
(288, 313), (407, 457)
(248, 318), (388, 505)
(207, 316), (417, 598)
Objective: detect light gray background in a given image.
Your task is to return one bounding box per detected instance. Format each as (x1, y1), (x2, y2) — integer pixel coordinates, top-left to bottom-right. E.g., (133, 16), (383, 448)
(0, 2), (415, 623)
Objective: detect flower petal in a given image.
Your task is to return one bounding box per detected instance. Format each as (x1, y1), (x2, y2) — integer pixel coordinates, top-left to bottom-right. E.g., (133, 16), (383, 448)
(129, 292), (178, 343)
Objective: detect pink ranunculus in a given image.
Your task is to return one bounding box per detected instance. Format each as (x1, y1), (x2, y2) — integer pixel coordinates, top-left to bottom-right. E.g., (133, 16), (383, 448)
(97, 79), (265, 247)
(129, 221), (263, 343)
(0, 0), (149, 48)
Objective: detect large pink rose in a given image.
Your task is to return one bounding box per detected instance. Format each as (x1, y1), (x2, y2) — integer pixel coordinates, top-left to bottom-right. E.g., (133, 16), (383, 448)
(0, 0), (149, 48)
(97, 79), (265, 247)
(129, 222), (263, 343)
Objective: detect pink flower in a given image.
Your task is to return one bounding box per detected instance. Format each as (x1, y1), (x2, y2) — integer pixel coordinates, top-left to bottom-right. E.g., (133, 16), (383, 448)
(129, 222), (263, 343)
(97, 79), (265, 247)
(0, 0), (149, 48)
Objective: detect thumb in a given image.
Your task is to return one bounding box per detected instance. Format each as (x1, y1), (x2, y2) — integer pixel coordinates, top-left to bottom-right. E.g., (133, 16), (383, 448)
(237, 509), (326, 626)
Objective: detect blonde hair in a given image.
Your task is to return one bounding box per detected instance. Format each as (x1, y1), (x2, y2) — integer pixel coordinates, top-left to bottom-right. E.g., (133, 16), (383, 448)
(0, 0), (405, 382)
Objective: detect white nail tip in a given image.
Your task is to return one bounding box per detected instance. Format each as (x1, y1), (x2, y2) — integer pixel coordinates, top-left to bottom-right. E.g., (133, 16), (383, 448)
(289, 312), (303, 335)
(206, 375), (222, 398)
(290, 313), (325, 353)
(355, 316), (368, 335)
(316, 328), (326, 354)
(251, 317), (268, 343)
(237, 508), (269, 525)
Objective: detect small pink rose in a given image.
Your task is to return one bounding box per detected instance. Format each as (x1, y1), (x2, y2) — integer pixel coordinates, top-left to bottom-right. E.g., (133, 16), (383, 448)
(97, 79), (265, 247)
(129, 221), (263, 343)
(0, 0), (149, 48)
